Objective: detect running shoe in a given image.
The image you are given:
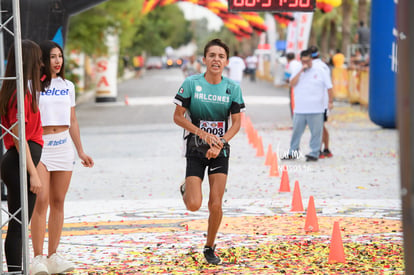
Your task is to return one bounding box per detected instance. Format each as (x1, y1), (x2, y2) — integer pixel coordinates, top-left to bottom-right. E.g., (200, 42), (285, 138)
(30, 255), (49, 275)
(323, 148), (333, 158)
(47, 253), (75, 274)
(203, 245), (221, 265)
(319, 151), (325, 159)
(305, 155), (318, 162)
(180, 181), (186, 197)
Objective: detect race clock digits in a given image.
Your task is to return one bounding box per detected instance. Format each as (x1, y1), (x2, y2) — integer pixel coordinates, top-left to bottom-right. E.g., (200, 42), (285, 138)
(228, 0), (315, 12)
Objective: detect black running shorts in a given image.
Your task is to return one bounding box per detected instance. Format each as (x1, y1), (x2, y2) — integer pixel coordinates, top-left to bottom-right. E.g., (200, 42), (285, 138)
(186, 156), (229, 180)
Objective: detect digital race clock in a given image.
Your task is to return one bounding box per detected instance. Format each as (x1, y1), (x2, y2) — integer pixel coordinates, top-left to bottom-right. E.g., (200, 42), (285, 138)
(228, 0), (316, 12)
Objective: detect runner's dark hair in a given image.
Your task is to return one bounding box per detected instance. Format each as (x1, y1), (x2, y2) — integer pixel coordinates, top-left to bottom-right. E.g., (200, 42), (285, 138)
(203, 38), (229, 60)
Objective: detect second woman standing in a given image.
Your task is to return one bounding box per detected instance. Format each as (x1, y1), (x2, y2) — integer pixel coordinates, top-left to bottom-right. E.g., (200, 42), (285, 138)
(30, 40), (94, 275)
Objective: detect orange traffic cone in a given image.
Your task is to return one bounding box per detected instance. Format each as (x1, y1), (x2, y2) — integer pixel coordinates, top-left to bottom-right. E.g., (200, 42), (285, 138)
(246, 116), (253, 135)
(265, 144), (273, 166)
(252, 129), (259, 148)
(247, 124), (255, 145)
(304, 196), (319, 232)
(269, 152), (280, 177)
(256, 137), (265, 157)
(328, 221), (346, 263)
(124, 95), (129, 106)
(246, 123), (254, 145)
(246, 126), (251, 143)
(305, 196), (319, 232)
(245, 116), (252, 128)
(290, 181), (304, 212)
(278, 165), (290, 192)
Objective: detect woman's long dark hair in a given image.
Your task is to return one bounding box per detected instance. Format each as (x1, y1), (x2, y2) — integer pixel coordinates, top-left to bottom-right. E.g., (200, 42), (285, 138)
(39, 40), (65, 91)
(0, 39), (43, 116)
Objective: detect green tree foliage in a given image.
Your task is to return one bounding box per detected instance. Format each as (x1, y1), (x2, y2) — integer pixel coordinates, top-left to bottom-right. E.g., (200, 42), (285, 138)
(128, 4), (192, 56)
(67, 0), (142, 54)
(67, 0), (191, 57)
(311, 8), (342, 56)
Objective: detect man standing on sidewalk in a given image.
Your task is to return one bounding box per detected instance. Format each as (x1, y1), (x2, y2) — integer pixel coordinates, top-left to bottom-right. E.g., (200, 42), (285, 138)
(227, 51), (246, 85)
(282, 49), (333, 161)
(355, 20), (370, 57)
(245, 53), (258, 82)
(173, 38), (245, 264)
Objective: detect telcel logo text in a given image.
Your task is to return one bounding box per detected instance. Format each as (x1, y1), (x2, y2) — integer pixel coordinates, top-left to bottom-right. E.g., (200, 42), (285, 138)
(41, 88), (69, 96)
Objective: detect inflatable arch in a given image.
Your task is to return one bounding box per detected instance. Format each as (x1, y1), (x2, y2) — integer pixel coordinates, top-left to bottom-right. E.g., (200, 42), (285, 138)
(141, 0), (342, 39)
(369, 0), (397, 128)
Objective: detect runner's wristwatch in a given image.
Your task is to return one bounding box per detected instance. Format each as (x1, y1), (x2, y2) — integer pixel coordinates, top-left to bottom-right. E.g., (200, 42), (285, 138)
(220, 138), (229, 146)
(220, 138), (229, 157)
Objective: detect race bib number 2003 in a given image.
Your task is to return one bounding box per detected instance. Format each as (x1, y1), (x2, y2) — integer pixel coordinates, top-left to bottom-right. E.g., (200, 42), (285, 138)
(200, 120), (225, 136)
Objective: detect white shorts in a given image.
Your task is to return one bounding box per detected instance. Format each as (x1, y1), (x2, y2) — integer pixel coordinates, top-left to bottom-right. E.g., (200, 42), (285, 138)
(40, 130), (75, 171)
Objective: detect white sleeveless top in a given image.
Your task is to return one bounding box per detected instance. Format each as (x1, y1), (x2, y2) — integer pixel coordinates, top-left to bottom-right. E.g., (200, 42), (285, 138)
(39, 77), (76, 127)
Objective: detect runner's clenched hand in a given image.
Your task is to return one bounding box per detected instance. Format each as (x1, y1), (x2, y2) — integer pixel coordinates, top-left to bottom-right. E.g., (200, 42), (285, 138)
(197, 129), (223, 149)
(205, 146), (221, 159)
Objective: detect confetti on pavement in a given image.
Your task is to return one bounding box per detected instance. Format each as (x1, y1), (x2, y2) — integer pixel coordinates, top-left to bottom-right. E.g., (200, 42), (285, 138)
(57, 214), (403, 274)
(63, 232), (404, 274)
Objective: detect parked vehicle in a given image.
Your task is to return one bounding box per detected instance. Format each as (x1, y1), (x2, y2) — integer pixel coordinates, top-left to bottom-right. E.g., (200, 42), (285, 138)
(146, 56), (163, 69)
(166, 56), (183, 68)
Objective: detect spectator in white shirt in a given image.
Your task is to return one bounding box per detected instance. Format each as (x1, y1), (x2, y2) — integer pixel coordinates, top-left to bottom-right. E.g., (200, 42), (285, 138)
(227, 51), (246, 85)
(282, 49), (333, 162)
(245, 54), (258, 82)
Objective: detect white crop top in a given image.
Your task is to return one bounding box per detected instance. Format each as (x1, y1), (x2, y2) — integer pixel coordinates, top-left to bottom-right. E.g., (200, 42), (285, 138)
(39, 77), (76, 127)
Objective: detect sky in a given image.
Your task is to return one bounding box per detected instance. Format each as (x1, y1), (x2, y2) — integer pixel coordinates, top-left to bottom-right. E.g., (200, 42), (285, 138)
(177, 2), (223, 31)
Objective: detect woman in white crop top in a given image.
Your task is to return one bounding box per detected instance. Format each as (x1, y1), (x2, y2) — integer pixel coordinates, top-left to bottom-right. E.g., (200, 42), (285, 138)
(30, 40), (94, 275)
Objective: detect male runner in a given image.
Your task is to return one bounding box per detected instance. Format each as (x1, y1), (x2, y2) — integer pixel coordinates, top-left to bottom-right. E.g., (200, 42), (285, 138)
(173, 38), (245, 265)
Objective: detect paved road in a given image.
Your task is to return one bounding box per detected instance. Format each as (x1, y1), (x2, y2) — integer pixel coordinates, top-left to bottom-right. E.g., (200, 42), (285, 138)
(9, 69), (403, 273)
(71, 68), (400, 207)
(75, 68), (292, 127)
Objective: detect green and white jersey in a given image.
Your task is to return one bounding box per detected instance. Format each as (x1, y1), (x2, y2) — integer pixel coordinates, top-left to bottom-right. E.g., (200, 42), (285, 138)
(174, 73), (245, 157)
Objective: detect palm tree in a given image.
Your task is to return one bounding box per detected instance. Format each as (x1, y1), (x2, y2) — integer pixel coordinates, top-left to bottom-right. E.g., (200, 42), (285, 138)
(341, 0), (354, 56)
(357, 0), (369, 25)
(310, 8), (341, 58)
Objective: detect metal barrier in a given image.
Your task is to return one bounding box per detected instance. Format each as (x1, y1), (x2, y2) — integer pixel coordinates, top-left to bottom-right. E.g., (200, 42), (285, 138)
(346, 43), (370, 63)
(0, 0), (30, 274)
(331, 67), (369, 106)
